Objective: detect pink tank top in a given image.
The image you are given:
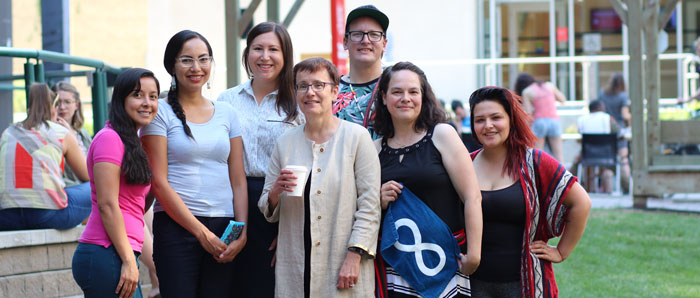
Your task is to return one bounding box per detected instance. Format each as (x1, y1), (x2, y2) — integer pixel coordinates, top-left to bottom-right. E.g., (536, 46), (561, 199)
(528, 83), (559, 120)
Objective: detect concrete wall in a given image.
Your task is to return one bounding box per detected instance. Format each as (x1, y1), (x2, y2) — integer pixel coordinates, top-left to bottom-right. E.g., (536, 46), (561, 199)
(0, 227), (153, 297)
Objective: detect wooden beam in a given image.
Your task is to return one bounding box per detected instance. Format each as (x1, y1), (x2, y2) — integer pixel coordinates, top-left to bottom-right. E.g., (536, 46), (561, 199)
(282, 0), (305, 28)
(644, 0), (662, 166)
(627, 0), (647, 208)
(225, 0), (241, 88)
(658, 0), (681, 31)
(268, 0), (280, 22)
(238, 0), (262, 37)
(608, 0), (628, 24)
(659, 120), (700, 143)
(636, 171), (700, 197)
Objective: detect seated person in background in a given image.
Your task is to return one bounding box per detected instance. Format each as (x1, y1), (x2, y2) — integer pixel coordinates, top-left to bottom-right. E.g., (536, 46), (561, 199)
(52, 82), (93, 188)
(0, 83), (91, 230)
(577, 100), (619, 193)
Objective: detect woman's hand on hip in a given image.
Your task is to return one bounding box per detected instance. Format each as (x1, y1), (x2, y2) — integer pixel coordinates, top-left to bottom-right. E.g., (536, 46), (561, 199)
(380, 181), (403, 210)
(531, 240), (565, 263)
(115, 258), (139, 298)
(337, 250), (362, 290)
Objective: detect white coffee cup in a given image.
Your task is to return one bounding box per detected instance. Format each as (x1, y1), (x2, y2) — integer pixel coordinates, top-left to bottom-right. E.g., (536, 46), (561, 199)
(285, 165), (309, 197)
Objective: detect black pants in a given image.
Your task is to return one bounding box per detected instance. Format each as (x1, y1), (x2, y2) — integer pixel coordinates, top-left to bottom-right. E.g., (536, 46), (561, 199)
(231, 177), (278, 298)
(153, 212), (235, 298)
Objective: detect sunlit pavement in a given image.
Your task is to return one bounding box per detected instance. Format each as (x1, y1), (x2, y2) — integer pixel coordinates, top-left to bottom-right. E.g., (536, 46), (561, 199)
(589, 192), (700, 213)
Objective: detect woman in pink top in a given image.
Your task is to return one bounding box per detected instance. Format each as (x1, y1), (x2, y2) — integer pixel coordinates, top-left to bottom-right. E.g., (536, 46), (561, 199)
(514, 72), (567, 163)
(72, 68), (160, 298)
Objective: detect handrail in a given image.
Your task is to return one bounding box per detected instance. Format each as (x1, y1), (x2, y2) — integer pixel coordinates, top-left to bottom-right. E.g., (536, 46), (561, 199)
(0, 46), (121, 74)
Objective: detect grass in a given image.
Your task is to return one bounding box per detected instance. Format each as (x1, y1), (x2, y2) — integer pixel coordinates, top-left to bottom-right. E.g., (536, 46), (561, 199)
(552, 209), (700, 297)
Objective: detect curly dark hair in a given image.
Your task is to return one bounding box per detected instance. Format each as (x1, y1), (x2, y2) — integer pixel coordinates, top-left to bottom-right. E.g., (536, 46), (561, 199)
(109, 68), (160, 185)
(373, 61), (446, 138)
(163, 30), (213, 140)
(243, 22), (298, 122)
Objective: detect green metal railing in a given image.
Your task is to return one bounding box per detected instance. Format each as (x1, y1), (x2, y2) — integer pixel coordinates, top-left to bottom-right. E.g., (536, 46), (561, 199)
(0, 46), (123, 132)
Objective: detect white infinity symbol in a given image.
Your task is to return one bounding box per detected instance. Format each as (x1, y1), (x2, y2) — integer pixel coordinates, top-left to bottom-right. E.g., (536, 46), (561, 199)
(393, 218), (446, 277)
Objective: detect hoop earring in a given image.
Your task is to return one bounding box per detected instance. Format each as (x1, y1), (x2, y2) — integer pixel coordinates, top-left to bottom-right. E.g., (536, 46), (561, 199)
(171, 75), (176, 89)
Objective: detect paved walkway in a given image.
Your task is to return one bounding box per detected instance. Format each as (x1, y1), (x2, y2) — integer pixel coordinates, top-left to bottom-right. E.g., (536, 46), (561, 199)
(589, 192), (700, 213)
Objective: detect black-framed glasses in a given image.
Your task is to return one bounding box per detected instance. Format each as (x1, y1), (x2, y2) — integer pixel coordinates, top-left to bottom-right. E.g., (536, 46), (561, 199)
(295, 81), (334, 93)
(177, 56), (213, 67)
(346, 31), (384, 42)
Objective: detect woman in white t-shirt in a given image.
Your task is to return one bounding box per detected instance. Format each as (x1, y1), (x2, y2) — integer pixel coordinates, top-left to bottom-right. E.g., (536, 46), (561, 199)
(141, 30), (248, 298)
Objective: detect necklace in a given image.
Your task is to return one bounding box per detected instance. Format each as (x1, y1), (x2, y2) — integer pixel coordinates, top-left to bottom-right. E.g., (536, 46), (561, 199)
(389, 130), (427, 149)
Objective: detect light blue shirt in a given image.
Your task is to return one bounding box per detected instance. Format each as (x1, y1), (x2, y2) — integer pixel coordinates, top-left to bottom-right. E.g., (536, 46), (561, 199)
(141, 99), (241, 217)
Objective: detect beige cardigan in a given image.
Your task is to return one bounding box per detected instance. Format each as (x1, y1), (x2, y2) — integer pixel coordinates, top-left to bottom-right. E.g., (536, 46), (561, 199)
(259, 120), (381, 298)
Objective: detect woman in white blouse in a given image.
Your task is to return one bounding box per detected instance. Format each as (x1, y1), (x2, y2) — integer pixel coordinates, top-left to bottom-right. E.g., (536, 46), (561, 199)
(259, 57), (381, 297)
(217, 22), (303, 297)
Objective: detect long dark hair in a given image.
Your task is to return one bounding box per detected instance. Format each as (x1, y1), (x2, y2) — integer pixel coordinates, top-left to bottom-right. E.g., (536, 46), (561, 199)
(163, 30), (213, 139)
(51, 81), (84, 130)
(514, 72), (537, 96)
(603, 72), (626, 95)
(374, 62), (446, 138)
(109, 68), (160, 185)
(23, 83), (55, 130)
(469, 87), (535, 179)
(243, 22), (298, 122)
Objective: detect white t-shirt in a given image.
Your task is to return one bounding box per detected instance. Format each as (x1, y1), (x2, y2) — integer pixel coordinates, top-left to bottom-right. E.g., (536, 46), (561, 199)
(578, 111), (613, 134)
(141, 99), (242, 217)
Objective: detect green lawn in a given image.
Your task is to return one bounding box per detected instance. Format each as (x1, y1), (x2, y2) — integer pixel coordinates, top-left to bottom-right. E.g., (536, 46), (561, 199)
(553, 209), (700, 297)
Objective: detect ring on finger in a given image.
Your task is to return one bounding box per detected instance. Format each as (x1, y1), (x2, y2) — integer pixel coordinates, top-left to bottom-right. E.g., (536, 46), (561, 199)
(350, 283), (355, 288)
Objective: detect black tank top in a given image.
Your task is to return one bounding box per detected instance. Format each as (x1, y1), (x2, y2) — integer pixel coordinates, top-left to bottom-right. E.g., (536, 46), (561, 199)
(378, 127), (466, 251)
(471, 180), (525, 282)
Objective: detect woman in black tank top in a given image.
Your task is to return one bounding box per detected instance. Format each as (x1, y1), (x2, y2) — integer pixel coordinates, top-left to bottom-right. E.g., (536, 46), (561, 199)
(372, 62), (483, 298)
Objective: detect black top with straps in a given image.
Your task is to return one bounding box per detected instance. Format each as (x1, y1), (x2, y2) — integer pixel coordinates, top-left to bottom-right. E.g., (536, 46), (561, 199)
(378, 127), (466, 248)
(471, 180), (525, 282)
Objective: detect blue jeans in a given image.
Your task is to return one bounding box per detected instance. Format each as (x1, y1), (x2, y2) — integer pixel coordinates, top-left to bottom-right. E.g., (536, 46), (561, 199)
(153, 212), (235, 298)
(0, 182), (92, 230)
(72, 243), (143, 298)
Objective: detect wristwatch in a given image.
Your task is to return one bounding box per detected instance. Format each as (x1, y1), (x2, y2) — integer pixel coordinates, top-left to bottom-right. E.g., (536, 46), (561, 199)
(347, 246), (366, 257)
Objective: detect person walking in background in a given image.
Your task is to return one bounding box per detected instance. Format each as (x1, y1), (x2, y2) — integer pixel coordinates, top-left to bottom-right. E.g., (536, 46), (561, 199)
(141, 30), (248, 297)
(333, 5), (389, 137)
(52, 82), (93, 188)
(373, 62), (482, 297)
(72, 68), (159, 298)
(514, 73), (566, 163)
(259, 57), (380, 297)
(577, 100), (620, 193)
(0, 83), (90, 230)
(217, 21), (304, 298)
(467, 86), (591, 298)
(597, 72), (631, 192)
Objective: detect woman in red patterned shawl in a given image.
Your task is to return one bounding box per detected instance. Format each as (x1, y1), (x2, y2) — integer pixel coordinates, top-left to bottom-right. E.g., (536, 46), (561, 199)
(467, 86), (591, 298)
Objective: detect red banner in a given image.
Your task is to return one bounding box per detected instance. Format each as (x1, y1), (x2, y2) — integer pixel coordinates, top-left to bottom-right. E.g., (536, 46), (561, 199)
(331, 0), (348, 75)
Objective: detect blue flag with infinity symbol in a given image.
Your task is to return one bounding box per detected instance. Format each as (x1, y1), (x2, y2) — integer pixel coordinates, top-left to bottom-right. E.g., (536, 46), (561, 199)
(380, 184), (461, 298)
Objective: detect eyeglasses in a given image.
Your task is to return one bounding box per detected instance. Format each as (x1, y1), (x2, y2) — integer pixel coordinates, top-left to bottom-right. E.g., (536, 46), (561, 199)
(54, 99), (76, 107)
(177, 56), (213, 67)
(295, 81), (334, 93)
(346, 31), (384, 42)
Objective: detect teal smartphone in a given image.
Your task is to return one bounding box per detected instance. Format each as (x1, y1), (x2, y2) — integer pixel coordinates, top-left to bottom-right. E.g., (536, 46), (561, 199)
(221, 220), (245, 245)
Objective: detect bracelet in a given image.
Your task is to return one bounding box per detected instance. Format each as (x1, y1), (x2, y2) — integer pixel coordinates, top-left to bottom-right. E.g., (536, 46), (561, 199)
(347, 246), (366, 256)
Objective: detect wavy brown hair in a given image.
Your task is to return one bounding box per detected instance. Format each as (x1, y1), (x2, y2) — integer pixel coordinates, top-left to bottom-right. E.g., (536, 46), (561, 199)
(373, 62), (446, 138)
